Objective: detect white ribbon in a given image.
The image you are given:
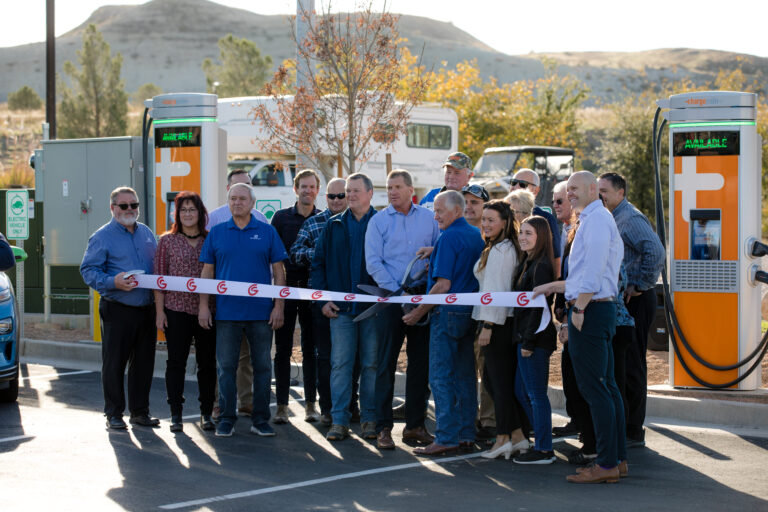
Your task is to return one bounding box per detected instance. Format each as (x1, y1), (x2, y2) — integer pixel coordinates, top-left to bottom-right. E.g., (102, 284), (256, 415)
(134, 274), (552, 333)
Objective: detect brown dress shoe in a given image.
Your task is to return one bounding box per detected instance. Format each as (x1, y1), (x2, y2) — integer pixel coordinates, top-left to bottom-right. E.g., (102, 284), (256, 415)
(567, 464), (620, 484)
(402, 425), (435, 445)
(413, 442), (458, 457)
(377, 428), (395, 450)
(576, 460), (629, 478)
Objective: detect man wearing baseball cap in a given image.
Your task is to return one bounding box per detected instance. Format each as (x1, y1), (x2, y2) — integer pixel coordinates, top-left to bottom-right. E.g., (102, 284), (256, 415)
(460, 183), (497, 442)
(419, 152), (473, 210)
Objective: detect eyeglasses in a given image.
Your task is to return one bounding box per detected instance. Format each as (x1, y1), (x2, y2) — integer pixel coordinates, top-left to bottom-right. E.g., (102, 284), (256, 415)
(510, 180), (533, 189)
(460, 185), (489, 202)
(114, 202), (139, 210)
(179, 207), (198, 214)
(554, 198), (564, 205)
(327, 193), (346, 200)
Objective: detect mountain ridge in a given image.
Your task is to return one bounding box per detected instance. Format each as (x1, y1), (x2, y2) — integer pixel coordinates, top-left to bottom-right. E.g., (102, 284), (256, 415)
(1, 0), (765, 103)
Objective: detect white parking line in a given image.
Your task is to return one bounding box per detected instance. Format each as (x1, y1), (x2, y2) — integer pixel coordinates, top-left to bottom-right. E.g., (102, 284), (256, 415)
(158, 452), (483, 510)
(20, 370), (93, 382)
(0, 434), (34, 444)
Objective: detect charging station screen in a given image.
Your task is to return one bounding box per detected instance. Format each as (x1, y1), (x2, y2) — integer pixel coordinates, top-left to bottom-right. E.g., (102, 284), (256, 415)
(155, 126), (202, 148)
(673, 131), (739, 157)
(690, 209), (721, 260)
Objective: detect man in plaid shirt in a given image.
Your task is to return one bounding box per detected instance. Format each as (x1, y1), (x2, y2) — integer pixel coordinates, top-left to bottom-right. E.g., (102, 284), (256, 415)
(290, 177), (349, 425)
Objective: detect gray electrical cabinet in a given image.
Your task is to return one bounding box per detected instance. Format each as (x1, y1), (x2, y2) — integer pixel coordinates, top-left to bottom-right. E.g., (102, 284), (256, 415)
(35, 136), (150, 266)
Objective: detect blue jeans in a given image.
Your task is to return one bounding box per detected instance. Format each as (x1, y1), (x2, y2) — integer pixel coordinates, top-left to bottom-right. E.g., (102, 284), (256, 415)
(515, 345), (553, 451)
(568, 302), (627, 467)
(329, 313), (379, 426)
(216, 320), (273, 426)
(429, 306), (477, 446)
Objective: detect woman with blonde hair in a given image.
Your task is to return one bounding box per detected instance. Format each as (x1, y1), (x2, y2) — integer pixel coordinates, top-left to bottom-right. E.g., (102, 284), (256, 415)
(473, 200), (532, 459)
(504, 189), (536, 225)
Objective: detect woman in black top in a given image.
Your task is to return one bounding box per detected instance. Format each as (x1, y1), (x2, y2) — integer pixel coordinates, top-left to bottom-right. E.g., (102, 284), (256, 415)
(511, 216), (558, 465)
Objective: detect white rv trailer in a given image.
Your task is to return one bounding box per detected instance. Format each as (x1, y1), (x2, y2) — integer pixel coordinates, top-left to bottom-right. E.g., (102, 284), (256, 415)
(216, 96), (458, 201)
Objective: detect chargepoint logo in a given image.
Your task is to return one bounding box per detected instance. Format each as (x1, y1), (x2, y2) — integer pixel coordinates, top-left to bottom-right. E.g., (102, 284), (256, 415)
(677, 157), (725, 222)
(156, 276), (167, 290)
(186, 278), (197, 292)
(217, 281), (228, 294)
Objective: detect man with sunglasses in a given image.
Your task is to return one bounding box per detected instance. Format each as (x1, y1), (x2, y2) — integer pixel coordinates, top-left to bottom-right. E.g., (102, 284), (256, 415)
(290, 177), (353, 425)
(460, 184), (496, 442)
(509, 169), (562, 276)
(81, 187), (159, 430)
(419, 152), (473, 210)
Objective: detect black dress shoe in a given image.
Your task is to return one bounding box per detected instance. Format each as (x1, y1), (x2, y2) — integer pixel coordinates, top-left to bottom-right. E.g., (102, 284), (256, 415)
(106, 416), (127, 430)
(130, 414), (160, 427)
(553, 421), (579, 437)
(170, 415), (183, 432)
(200, 414), (215, 431)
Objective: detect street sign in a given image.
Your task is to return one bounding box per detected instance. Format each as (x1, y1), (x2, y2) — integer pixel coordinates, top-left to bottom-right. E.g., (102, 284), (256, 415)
(6, 190), (29, 240)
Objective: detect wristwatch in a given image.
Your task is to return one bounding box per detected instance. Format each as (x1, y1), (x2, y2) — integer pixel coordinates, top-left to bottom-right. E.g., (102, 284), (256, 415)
(483, 322), (494, 330)
(572, 305), (585, 314)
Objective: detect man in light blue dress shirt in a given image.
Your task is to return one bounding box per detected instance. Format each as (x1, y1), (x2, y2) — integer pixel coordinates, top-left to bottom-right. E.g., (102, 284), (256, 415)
(81, 186), (158, 430)
(365, 170), (440, 449)
(562, 171), (627, 483)
(534, 171), (627, 483)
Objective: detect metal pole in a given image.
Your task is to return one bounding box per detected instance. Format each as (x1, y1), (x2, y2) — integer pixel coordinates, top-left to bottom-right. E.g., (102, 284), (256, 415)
(46, 0), (56, 139)
(43, 262), (51, 323)
(296, 0), (315, 171)
(16, 240), (24, 340)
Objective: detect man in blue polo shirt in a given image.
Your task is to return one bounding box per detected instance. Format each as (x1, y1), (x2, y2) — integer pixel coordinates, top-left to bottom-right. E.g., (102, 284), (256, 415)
(199, 183), (288, 438)
(403, 190), (485, 456)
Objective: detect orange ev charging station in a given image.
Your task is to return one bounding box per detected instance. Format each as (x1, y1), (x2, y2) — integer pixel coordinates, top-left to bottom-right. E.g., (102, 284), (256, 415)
(147, 93), (227, 234)
(656, 91), (764, 390)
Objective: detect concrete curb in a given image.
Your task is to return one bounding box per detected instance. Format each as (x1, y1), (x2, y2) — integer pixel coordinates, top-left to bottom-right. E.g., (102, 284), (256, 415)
(19, 338), (767, 431)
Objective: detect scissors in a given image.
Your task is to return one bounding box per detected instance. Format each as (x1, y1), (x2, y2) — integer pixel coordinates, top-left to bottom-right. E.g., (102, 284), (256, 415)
(354, 255), (427, 323)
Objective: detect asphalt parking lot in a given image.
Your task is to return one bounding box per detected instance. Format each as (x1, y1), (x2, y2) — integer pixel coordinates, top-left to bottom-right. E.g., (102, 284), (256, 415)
(1, 363), (767, 511)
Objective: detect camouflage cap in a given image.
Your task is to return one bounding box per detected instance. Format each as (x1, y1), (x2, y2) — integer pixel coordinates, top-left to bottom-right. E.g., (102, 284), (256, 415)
(442, 152), (472, 171)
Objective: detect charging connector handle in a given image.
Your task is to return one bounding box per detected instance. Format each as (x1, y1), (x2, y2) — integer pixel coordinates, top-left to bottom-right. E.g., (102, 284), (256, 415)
(751, 240), (768, 258)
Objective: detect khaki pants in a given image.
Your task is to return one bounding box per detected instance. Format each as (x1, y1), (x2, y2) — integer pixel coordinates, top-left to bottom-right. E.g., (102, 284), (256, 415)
(475, 330), (496, 428)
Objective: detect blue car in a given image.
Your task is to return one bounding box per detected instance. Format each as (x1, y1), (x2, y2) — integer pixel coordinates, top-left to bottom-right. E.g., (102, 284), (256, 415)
(0, 242), (22, 403)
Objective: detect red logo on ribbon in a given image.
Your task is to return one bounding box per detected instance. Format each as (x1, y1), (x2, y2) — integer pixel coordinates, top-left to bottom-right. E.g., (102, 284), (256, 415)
(445, 294), (457, 304)
(311, 290), (323, 300)
(411, 295), (423, 303)
(344, 294), (355, 301)
(279, 287), (290, 298)
(248, 284), (259, 296)
(377, 297), (390, 302)
(480, 293), (493, 305)
(217, 281), (228, 294)
(517, 293), (529, 306)
(186, 278), (197, 292)
(156, 276), (167, 290)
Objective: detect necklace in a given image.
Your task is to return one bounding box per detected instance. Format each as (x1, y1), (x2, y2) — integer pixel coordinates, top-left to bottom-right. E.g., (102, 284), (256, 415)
(181, 231), (201, 239)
